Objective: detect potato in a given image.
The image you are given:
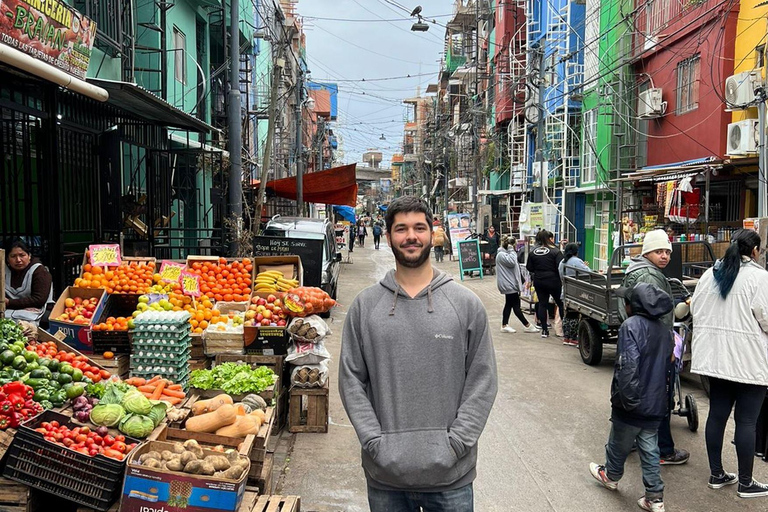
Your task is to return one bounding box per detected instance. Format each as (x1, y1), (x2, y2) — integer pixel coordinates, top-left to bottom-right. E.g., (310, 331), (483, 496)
(224, 449), (240, 463)
(166, 458), (185, 472)
(199, 461), (216, 476)
(204, 455), (231, 471)
(180, 451), (198, 465)
(144, 459), (163, 469)
(161, 450), (177, 461)
(139, 451), (163, 463)
(183, 460), (205, 474)
(171, 442), (185, 454)
(183, 439), (204, 459)
(218, 465), (245, 480)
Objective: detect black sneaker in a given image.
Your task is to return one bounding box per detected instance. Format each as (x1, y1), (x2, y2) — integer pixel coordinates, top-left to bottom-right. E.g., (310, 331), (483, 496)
(541, 330), (549, 339)
(738, 479), (768, 498)
(708, 472), (738, 489)
(659, 448), (689, 465)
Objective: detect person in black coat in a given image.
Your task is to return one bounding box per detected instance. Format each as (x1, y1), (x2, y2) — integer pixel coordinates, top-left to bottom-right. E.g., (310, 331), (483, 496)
(589, 283), (674, 512)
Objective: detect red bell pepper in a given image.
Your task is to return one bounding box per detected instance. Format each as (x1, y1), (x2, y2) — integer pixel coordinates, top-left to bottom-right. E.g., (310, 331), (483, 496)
(0, 417), (9, 430)
(0, 392), (7, 402)
(0, 400), (12, 414)
(2, 382), (26, 396)
(9, 394), (25, 411)
(8, 411), (22, 428)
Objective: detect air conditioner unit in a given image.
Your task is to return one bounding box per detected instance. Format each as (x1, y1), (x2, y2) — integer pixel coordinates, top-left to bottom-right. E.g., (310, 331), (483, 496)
(724, 71), (761, 109)
(726, 119), (759, 156)
(638, 88), (663, 118)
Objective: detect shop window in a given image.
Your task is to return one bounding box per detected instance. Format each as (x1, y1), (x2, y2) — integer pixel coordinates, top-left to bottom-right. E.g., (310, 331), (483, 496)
(756, 45), (765, 69)
(584, 0), (600, 83)
(582, 108), (597, 184)
(676, 54), (700, 115)
(595, 199), (611, 272)
(173, 27), (187, 84)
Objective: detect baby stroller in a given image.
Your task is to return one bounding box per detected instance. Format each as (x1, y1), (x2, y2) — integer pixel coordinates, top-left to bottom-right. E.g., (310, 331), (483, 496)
(669, 278), (699, 432)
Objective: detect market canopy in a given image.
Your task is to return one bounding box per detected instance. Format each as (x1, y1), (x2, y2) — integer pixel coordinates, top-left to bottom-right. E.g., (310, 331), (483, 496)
(615, 156), (722, 183)
(333, 205), (357, 223)
(266, 164), (358, 207)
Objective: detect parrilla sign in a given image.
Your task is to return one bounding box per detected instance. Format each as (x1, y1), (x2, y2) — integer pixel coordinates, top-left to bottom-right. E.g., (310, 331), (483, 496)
(0, 0), (97, 80)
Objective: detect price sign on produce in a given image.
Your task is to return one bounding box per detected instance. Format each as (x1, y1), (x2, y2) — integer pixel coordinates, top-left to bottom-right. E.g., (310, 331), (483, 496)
(159, 261), (184, 283)
(88, 244), (122, 266)
(180, 271), (201, 297)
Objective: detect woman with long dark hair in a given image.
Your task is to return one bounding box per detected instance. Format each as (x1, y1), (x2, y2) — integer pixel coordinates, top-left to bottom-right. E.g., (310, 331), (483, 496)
(691, 229), (768, 498)
(526, 230), (564, 338)
(4, 239), (54, 325)
(558, 243), (589, 347)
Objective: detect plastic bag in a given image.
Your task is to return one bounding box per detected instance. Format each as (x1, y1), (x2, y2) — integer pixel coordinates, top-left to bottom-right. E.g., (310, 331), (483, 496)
(291, 361), (329, 388)
(286, 339), (332, 365)
(287, 315), (331, 344)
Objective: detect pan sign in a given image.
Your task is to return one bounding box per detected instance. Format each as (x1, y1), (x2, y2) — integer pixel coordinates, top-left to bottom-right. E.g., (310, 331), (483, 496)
(457, 239), (483, 280)
(0, 0), (97, 80)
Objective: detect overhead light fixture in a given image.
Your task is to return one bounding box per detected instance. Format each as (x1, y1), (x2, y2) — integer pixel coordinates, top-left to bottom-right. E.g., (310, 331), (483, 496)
(380, 133), (386, 140)
(410, 5), (428, 32)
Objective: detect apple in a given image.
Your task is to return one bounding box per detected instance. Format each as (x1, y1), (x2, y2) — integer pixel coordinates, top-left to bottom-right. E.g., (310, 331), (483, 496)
(256, 313), (264, 322)
(274, 299), (282, 308)
(257, 298), (267, 306)
(263, 310), (272, 319)
(74, 297), (83, 305)
(251, 296), (259, 304)
(267, 294), (277, 303)
(64, 298), (75, 308)
(277, 320), (286, 327)
(245, 311), (256, 320)
(260, 318), (271, 326)
(83, 310), (93, 319)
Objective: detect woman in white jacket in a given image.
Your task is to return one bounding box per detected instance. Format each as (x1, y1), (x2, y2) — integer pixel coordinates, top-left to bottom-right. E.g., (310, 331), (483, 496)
(690, 229), (768, 498)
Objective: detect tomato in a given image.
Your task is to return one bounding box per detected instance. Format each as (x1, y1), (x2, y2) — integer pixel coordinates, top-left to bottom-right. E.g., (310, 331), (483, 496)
(114, 435), (125, 443)
(35, 427), (47, 434)
(112, 441), (127, 453)
(100, 370), (111, 379)
(93, 435), (103, 446)
(53, 433), (64, 441)
(44, 436), (55, 443)
(62, 438), (74, 447)
(89, 448), (99, 456)
(85, 438), (95, 447)
(50, 421), (59, 428)
(80, 426), (90, 435)
(126, 443), (138, 452)
(75, 434), (87, 444)
(103, 449), (123, 460)
(76, 447), (89, 455)
(103, 435), (115, 445)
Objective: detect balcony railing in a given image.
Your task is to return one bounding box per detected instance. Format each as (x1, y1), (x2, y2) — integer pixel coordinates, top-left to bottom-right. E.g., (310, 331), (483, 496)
(73, 0), (128, 59)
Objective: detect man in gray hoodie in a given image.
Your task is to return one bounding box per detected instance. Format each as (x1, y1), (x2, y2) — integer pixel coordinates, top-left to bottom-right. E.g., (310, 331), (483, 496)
(339, 196), (498, 511)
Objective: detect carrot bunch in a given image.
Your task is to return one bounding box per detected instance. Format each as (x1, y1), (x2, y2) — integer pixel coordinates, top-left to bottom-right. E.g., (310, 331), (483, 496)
(124, 376), (186, 405)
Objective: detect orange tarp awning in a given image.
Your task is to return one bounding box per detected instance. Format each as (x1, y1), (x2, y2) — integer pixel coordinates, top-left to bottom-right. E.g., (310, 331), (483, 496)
(266, 163), (358, 207)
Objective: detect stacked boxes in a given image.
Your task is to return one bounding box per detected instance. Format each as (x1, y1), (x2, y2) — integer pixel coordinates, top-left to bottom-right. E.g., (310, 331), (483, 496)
(130, 311), (192, 390)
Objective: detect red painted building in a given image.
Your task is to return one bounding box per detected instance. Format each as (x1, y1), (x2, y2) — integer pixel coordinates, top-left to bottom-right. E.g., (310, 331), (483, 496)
(632, 0), (739, 166)
(493, 0), (526, 127)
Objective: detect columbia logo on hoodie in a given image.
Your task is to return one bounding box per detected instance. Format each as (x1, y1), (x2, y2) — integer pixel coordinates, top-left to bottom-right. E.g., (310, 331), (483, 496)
(434, 334), (455, 340)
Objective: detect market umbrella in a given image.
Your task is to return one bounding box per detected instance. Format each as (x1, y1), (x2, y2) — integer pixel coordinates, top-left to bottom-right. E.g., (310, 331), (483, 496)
(333, 205), (356, 223)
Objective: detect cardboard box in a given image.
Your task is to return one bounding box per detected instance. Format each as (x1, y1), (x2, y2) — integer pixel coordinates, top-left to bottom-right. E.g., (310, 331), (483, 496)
(36, 328), (107, 370)
(79, 254), (156, 279)
(244, 325), (289, 355)
(252, 255), (303, 286)
(120, 440), (250, 512)
(47, 287), (107, 353)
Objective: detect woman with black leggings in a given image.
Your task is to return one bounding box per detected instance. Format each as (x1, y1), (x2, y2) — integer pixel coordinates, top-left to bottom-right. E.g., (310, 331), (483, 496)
(691, 229), (768, 498)
(526, 230), (564, 338)
(496, 236), (538, 334)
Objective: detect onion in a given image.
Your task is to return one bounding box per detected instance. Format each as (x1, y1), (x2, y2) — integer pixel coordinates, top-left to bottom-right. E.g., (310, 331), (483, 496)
(95, 426), (109, 437)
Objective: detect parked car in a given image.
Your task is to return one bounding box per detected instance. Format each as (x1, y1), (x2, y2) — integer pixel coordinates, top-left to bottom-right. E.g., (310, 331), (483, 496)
(261, 216), (342, 303)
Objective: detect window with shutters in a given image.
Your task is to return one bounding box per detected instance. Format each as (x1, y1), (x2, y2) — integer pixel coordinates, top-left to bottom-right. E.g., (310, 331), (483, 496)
(676, 54), (700, 115)
(173, 27), (187, 84)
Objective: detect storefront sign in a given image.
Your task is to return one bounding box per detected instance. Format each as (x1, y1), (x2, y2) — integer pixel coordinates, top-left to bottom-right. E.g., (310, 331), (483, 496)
(88, 244), (121, 267)
(158, 260), (184, 283)
(180, 270), (201, 297)
(0, 0), (97, 80)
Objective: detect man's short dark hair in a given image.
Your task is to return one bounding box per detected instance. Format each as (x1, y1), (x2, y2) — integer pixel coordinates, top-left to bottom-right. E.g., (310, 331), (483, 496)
(384, 196), (433, 234)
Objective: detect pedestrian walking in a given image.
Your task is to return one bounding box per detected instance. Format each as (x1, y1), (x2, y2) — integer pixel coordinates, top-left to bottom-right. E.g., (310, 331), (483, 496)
(432, 224), (447, 262)
(590, 283), (674, 512)
(620, 229), (690, 466)
(480, 225), (500, 262)
(358, 221), (368, 247)
(497, 236), (538, 334)
(526, 230), (564, 339)
(690, 228), (768, 498)
(372, 222), (383, 250)
(559, 243), (589, 347)
(339, 196), (497, 512)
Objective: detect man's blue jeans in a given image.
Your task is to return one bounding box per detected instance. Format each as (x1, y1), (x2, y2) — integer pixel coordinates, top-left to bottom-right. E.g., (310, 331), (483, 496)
(368, 483), (473, 512)
(605, 418), (664, 501)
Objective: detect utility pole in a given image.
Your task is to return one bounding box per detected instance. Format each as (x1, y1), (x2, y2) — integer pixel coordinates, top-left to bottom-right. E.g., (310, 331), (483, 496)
(254, 58), (283, 237)
(471, 0), (480, 231)
(227, 0), (243, 255)
(295, 68), (304, 216)
(536, 46), (546, 205)
(758, 86), (767, 217)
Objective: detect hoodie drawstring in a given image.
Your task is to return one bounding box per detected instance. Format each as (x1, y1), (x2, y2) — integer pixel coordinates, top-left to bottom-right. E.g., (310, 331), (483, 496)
(427, 286), (434, 313)
(389, 287), (399, 316)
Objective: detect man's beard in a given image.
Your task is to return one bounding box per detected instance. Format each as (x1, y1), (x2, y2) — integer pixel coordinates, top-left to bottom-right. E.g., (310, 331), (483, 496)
(391, 240), (433, 268)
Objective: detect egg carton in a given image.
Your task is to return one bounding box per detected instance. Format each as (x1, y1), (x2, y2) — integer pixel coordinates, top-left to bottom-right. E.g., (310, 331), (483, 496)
(131, 350), (191, 365)
(131, 335), (192, 347)
(131, 343), (191, 357)
(131, 326), (192, 338)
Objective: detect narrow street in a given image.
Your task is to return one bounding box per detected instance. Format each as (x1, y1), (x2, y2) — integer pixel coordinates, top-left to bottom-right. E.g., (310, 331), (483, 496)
(277, 242), (768, 512)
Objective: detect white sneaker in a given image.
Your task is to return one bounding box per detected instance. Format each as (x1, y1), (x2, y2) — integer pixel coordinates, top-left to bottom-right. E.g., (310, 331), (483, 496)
(637, 497), (665, 512)
(500, 326), (516, 333)
(524, 325), (539, 333)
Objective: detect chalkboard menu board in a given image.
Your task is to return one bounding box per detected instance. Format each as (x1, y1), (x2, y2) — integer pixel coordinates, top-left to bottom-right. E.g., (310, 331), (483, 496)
(253, 236), (325, 286)
(457, 239), (483, 280)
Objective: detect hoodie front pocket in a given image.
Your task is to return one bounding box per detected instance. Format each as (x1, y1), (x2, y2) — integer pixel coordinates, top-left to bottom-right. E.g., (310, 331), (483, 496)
(368, 429), (460, 489)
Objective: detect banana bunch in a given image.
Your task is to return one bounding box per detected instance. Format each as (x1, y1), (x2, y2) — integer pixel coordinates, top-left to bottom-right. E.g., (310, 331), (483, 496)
(254, 270), (299, 292)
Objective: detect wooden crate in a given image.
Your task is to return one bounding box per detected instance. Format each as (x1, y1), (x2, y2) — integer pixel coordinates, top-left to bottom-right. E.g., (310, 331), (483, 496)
(0, 476), (30, 512)
(213, 354), (286, 402)
(250, 452), (273, 494)
(289, 381), (329, 433)
(238, 488), (260, 511)
(89, 354), (130, 379)
(252, 495), (301, 512)
(272, 388), (289, 435)
(189, 357), (211, 371)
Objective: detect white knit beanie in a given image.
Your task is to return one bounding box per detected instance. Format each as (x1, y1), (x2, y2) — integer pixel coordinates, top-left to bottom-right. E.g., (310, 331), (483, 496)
(642, 229), (672, 255)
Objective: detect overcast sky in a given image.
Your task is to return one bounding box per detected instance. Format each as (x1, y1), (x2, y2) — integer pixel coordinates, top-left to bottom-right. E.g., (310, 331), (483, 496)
(300, 0), (452, 168)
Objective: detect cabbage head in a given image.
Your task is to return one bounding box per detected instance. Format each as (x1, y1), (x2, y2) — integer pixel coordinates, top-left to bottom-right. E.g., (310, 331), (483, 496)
(148, 402), (167, 427)
(89, 404), (125, 427)
(118, 413), (155, 438)
(122, 389), (152, 415)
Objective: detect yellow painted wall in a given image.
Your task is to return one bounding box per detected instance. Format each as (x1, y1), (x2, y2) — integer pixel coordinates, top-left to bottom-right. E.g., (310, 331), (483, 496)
(732, 2), (768, 123)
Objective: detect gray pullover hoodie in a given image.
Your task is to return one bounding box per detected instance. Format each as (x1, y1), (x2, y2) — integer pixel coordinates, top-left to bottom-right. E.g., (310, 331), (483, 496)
(339, 269), (498, 492)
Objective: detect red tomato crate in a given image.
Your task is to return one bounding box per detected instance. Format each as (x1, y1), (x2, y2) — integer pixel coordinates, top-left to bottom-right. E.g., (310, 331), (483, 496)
(2, 411), (138, 512)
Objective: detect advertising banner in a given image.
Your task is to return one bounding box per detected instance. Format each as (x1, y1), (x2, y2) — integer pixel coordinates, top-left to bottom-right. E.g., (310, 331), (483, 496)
(446, 213), (472, 254)
(0, 0), (97, 80)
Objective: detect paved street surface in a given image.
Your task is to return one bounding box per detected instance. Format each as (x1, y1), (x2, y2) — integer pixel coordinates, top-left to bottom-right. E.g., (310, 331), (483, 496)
(275, 241), (768, 511)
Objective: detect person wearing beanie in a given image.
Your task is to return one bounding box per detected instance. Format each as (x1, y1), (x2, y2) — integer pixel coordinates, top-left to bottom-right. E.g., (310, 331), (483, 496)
(620, 228), (690, 468)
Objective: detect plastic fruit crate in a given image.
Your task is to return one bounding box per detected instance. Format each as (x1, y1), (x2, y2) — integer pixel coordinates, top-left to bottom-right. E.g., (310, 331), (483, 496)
(91, 295), (140, 354)
(2, 411), (139, 511)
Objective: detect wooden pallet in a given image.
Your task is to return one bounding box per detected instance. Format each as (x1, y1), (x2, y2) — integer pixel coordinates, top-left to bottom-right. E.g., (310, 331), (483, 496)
(289, 381), (329, 433)
(251, 495), (301, 512)
(0, 476), (30, 512)
(238, 488), (260, 511)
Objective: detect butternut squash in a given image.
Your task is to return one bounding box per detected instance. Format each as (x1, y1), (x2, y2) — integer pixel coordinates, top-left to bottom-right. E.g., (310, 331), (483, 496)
(250, 409), (266, 424)
(185, 404), (237, 433)
(215, 415), (262, 438)
(191, 394), (234, 415)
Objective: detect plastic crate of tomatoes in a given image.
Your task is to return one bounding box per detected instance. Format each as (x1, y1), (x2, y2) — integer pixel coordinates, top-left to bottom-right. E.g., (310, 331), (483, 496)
(2, 411), (140, 511)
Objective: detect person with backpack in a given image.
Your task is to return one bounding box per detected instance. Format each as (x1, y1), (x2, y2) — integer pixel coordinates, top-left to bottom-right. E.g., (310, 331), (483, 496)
(372, 222), (383, 250)
(358, 221), (368, 247)
(590, 283), (674, 512)
(432, 224), (447, 262)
